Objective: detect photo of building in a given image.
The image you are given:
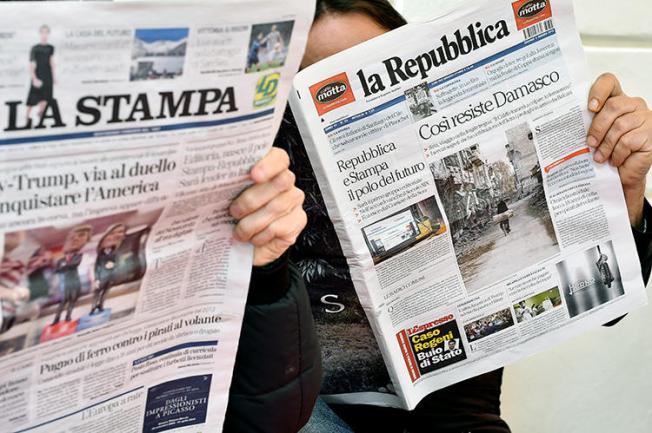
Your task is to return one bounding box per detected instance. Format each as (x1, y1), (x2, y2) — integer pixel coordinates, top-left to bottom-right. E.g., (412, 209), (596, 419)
(404, 82), (438, 122)
(130, 28), (188, 81)
(431, 123), (558, 292)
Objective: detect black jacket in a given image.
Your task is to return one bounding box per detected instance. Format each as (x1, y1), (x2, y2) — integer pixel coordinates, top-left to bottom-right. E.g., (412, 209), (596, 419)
(224, 257), (322, 433)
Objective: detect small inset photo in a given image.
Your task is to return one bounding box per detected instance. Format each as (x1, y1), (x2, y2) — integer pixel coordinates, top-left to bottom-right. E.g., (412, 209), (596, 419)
(361, 196), (446, 265)
(130, 28), (189, 81)
(556, 241), (624, 318)
(246, 20), (295, 73)
(464, 307), (515, 342)
(404, 82), (438, 122)
(513, 286), (562, 323)
(143, 375), (212, 433)
(397, 315), (467, 382)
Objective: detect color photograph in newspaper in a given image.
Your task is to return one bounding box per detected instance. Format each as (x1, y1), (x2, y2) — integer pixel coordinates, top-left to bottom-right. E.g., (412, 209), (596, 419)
(0, 209), (161, 357)
(361, 196), (447, 265)
(130, 27), (189, 81)
(245, 20), (295, 73)
(513, 286), (563, 323)
(464, 307), (515, 342)
(397, 314), (467, 383)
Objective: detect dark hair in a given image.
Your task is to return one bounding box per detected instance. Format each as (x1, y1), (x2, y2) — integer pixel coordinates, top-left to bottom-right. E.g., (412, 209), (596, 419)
(315, 0), (407, 30)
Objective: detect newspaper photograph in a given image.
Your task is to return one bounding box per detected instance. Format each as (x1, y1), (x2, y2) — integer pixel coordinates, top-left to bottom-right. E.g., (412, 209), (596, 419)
(0, 1), (313, 431)
(289, 0), (647, 409)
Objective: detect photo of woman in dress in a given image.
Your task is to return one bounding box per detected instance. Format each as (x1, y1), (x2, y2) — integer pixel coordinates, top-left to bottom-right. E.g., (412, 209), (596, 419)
(26, 25), (56, 121)
(90, 224), (127, 315)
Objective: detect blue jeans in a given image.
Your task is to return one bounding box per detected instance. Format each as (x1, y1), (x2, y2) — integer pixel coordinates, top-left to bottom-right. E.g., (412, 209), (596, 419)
(299, 398), (354, 433)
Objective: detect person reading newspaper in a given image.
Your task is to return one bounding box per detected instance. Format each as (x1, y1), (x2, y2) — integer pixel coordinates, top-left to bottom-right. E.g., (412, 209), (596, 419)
(223, 147), (321, 433)
(265, 1), (652, 432)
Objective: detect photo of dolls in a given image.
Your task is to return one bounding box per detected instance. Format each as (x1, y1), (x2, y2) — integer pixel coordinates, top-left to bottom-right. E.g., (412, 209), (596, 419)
(0, 208), (162, 356)
(52, 225), (91, 325)
(90, 224), (127, 315)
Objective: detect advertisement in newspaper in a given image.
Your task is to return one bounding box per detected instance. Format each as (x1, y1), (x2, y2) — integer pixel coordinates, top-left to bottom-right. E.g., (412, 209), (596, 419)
(290, 0), (647, 409)
(0, 1), (313, 431)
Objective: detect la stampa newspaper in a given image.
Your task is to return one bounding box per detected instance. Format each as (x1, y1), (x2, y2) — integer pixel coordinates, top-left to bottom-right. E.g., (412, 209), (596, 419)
(0, 1), (313, 432)
(290, 0), (648, 409)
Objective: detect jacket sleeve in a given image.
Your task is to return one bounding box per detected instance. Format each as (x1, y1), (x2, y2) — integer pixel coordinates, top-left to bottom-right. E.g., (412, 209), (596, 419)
(223, 256), (322, 433)
(604, 199), (652, 327)
(632, 200), (652, 285)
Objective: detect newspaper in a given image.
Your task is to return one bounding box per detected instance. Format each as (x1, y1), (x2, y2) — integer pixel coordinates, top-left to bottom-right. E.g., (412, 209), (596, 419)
(289, 0), (647, 409)
(0, 1), (313, 432)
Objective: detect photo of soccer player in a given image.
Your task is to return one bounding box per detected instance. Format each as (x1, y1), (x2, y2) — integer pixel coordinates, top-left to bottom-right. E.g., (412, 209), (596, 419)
(245, 21), (295, 73)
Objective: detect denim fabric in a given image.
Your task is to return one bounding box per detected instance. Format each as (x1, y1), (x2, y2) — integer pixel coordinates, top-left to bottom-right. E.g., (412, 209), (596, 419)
(299, 398), (354, 433)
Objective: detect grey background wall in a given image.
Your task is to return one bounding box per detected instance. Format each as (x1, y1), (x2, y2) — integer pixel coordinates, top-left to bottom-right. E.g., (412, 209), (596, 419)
(389, 1), (652, 431)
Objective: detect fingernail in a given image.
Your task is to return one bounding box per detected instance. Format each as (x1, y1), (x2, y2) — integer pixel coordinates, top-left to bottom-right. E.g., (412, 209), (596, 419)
(252, 166), (265, 182)
(587, 135), (597, 147)
(230, 204), (241, 219)
(593, 150), (604, 163)
(589, 98), (599, 111)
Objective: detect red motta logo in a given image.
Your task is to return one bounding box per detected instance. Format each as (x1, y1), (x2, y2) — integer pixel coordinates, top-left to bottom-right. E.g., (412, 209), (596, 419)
(309, 72), (356, 116)
(511, 0), (552, 30)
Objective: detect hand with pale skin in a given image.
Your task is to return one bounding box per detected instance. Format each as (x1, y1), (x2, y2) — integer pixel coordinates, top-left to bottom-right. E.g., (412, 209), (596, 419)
(587, 73), (652, 227)
(230, 147), (306, 267)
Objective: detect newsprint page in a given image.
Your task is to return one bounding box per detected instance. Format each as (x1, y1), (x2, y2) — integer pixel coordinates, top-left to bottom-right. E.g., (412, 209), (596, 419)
(0, 1), (312, 432)
(290, 0), (647, 409)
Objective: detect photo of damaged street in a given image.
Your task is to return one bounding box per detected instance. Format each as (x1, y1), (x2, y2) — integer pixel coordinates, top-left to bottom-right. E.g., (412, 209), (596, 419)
(431, 122), (559, 293)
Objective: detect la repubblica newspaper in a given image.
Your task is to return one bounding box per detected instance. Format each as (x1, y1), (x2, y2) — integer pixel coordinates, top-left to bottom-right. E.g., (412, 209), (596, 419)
(290, 0), (648, 409)
(0, 1), (313, 432)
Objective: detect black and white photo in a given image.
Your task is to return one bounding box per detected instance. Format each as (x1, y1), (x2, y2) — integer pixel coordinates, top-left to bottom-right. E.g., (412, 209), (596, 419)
(431, 123), (558, 292)
(405, 82), (438, 122)
(556, 241), (624, 318)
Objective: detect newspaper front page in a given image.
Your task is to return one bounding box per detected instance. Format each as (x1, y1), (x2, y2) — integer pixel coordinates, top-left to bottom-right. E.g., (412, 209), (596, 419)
(290, 0), (647, 409)
(0, 1), (313, 431)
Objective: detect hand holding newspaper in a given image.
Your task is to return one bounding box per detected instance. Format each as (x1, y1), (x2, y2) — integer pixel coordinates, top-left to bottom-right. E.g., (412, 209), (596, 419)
(0, 1), (312, 431)
(290, 0), (647, 409)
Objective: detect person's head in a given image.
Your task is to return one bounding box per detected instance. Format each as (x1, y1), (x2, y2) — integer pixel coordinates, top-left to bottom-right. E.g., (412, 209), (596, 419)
(64, 225), (92, 253)
(271, 24), (278, 32)
(98, 224), (127, 251)
(39, 25), (50, 44)
(302, 0), (407, 68)
(257, 32), (264, 41)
